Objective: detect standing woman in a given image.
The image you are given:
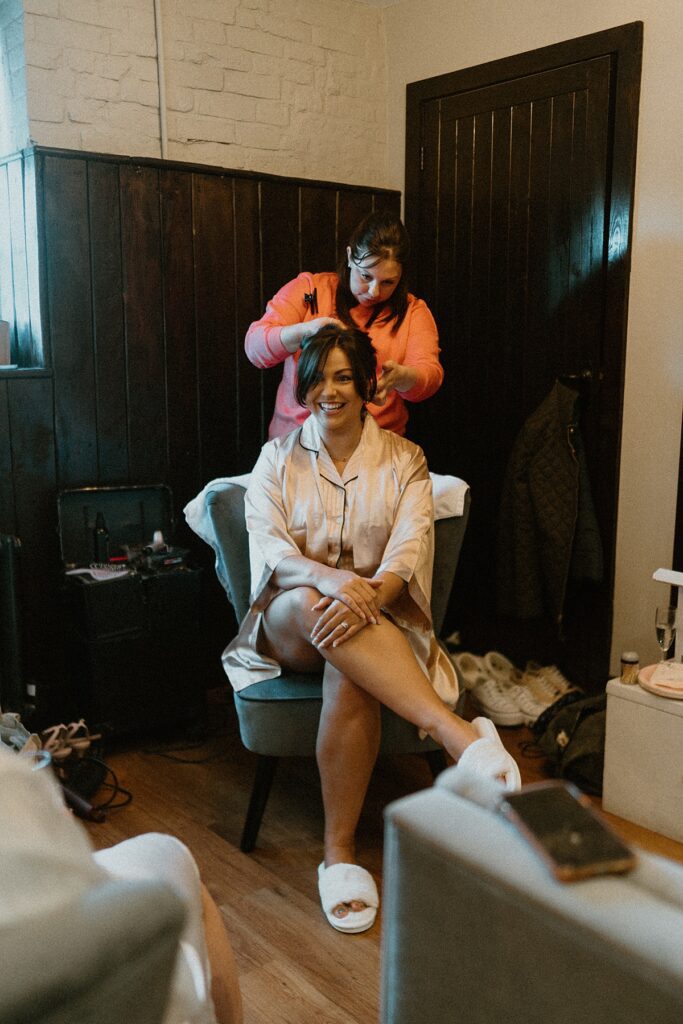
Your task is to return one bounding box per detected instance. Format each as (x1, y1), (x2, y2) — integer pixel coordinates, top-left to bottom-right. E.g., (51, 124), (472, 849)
(245, 210), (443, 439)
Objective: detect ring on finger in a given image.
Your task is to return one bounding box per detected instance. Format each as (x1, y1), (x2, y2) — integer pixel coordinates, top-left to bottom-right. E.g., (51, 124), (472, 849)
(340, 621), (349, 630)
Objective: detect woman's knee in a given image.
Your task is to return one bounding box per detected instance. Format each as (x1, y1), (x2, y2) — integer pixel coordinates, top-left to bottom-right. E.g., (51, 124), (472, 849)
(268, 586), (322, 633)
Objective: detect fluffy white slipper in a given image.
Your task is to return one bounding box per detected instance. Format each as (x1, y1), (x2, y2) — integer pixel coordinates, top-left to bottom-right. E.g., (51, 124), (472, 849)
(457, 717), (522, 791)
(317, 862), (379, 934)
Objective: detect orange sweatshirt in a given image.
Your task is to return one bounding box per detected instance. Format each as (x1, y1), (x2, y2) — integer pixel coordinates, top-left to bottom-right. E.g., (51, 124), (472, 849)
(245, 272), (443, 438)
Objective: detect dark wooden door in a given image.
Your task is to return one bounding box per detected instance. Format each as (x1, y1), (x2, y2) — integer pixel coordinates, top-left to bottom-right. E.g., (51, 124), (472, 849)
(406, 24), (642, 686)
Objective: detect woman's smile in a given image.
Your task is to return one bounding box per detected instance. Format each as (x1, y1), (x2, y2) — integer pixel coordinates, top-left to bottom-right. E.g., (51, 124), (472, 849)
(305, 347), (364, 431)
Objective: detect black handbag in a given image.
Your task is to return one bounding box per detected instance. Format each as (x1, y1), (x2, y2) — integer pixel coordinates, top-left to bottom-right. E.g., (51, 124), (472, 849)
(532, 691), (607, 796)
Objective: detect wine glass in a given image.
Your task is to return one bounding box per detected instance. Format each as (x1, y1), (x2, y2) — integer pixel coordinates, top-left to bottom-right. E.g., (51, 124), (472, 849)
(654, 606), (676, 661)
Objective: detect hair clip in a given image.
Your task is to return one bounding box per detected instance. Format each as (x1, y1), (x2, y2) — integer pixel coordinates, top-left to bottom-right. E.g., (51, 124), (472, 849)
(304, 288), (319, 315)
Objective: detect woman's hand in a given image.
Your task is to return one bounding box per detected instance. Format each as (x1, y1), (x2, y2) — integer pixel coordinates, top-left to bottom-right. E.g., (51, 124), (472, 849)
(281, 317), (344, 353)
(309, 600), (367, 649)
(373, 360), (419, 404)
(314, 569), (382, 623)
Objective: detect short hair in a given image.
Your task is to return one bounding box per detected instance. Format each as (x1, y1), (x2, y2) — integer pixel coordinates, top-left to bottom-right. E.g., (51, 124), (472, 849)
(295, 324), (378, 408)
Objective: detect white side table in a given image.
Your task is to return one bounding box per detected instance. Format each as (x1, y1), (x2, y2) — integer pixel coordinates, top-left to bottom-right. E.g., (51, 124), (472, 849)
(603, 677), (683, 843)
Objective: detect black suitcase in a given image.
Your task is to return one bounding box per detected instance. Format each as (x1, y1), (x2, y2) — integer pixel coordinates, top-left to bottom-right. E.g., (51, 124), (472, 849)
(58, 485), (205, 737)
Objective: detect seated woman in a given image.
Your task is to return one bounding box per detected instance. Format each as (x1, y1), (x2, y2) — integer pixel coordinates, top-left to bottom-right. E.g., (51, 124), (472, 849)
(224, 324), (520, 934)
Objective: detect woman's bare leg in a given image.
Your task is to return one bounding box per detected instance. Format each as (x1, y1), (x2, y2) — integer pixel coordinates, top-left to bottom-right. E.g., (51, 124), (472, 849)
(258, 592), (382, 867)
(262, 586), (478, 764)
(262, 586), (478, 920)
(317, 661), (381, 861)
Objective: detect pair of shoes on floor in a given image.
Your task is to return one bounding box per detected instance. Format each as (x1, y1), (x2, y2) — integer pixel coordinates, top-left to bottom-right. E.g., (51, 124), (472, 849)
(451, 651), (575, 727)
(41, 719), (101, 762)
(318, 862), (379, 934)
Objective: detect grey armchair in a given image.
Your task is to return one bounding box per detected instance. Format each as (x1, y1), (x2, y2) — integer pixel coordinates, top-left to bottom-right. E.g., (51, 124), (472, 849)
(381, 771), (683, 1024)
(205, 481), (470, 852)
(0, 878), (185, 1024)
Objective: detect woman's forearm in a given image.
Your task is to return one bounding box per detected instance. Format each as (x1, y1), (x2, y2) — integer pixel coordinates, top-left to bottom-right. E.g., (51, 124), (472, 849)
(372, 571), (406, 608)
(273, 556), (383, 623)
(272, 554), (333, 591)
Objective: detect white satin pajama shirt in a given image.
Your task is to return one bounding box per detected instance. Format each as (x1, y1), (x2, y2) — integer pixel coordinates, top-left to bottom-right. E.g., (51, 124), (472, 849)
(222, 414), (459, 710)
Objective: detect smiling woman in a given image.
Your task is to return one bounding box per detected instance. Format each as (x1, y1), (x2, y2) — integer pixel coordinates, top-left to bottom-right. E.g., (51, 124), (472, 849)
(244, 210), (444, 439)
(223, 323), (520, 935)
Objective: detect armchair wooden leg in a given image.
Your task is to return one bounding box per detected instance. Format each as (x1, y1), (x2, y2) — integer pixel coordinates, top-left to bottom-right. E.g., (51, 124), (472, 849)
(240, 755), (279, 853)
(424, 749), (448, 779)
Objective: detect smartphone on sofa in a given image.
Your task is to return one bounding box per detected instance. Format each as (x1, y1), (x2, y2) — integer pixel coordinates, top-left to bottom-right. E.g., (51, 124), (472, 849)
(500, 780), (637, 882)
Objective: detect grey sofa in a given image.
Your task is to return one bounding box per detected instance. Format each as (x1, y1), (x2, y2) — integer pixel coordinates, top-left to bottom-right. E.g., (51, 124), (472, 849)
(381, 769), (683, 1024)
(0, 878), (185, 1024)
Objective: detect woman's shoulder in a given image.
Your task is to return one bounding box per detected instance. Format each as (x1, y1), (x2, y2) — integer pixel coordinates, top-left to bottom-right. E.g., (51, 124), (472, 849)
(274, 271), (337, 299)
(404, 292), (436, 321)
(306, 271), (339, 298)
(256, 424), (311, 465)
(369, 418), (427, 467)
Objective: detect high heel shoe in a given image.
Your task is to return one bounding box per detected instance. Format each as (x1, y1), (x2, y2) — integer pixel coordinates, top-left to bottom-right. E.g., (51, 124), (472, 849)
(40, 724), (73, 762)
(65, 719), (101, 756)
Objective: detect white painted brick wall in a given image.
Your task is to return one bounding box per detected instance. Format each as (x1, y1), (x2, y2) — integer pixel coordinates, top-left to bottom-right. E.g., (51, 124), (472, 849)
(16, 0), (389, 186)
(0, 0), (30, 154)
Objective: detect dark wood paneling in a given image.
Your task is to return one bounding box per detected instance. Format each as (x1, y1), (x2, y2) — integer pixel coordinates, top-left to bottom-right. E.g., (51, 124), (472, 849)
(88, 160), (128, 482)
(193, 171), (237, 482)
(120, 165), (167, 485)
(160, 168), (200, 508)
(0, 380), (15, 532)
(337, 191), (374, 257)
(300, 185), (337, 270)
(44, 155), (98, 486)
(6, 375), (60, 692)
(233, 176), (265, 468)
(0, 145), (400, 721)
(260, 179), (300, 434)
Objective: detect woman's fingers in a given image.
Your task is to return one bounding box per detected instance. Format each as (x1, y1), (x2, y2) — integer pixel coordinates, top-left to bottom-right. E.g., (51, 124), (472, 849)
(318, 573), (382, 622)
(343, 578), (382, 622)
(310, 600), (369, 648)
(316, 616), (366, 650)
(310, 600), (354, 643)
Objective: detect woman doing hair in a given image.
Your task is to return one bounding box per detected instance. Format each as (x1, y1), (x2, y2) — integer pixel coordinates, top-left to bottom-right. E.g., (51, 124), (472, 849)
(335, 211), (411, 333)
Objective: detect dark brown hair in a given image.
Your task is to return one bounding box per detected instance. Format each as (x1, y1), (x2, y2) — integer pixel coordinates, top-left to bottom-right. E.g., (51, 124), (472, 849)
(295, 324), (377, 407)
(335, 210), (411, 334)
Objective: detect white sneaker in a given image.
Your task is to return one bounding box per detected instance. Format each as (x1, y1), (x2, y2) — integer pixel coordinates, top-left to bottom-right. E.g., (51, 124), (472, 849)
(482, 650), (517, 685)
(452, 652), (489, 691)
(524, 663), (575, 704)
(470, 677), (525, 726)
(505, 681), (549, 725)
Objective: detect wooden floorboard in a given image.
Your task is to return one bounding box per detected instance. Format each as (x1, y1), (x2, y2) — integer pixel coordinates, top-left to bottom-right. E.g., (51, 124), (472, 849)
(83, 687), (683, 1024)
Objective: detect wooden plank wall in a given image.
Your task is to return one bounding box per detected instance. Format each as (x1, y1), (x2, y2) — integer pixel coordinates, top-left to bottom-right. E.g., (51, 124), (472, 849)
(0, 146), (399, 719)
